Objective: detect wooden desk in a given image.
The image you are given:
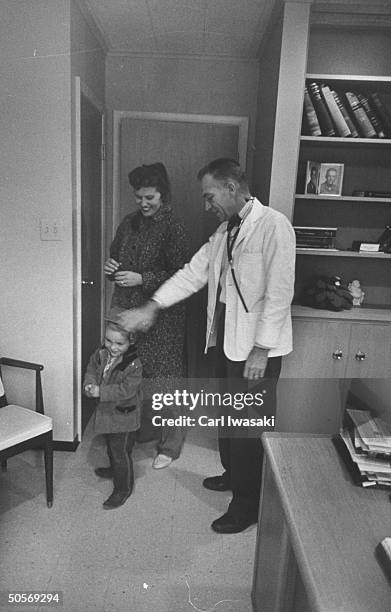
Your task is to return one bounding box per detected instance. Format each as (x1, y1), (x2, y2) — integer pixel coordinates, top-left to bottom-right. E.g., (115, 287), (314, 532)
(252, 433), (391, 612)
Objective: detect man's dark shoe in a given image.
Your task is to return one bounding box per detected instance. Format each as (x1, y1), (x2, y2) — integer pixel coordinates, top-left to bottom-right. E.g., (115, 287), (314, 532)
(102, 490), (131, 509)
(211, 512), (257, 534)
(203, 475), (231, 492)
(95, 467), (113, 479)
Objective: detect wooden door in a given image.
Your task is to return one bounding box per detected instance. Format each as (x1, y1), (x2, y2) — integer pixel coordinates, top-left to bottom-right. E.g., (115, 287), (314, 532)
(81, 94), (103, 430)
(117, 117), (243, 377)
(346, 323), (391, 378)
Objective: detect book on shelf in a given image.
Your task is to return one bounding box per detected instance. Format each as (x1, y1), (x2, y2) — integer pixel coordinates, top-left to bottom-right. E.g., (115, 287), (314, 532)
(333, 408), (391, 489)
(302, 81), (391, 139)
(294, 226), (337, 237)
(294, 226), (336, 249)
(369, 93), (391, 137)
(307, 82), (335, 136)
(303, 87), (322, 136)
(320, 85), (351, 137)
(296, 242), (335, 249)
(356, 93), (386, 138)
(344, 92), (377, 138)
(331, 90), (359, 137)
(352, 190), (391, 198)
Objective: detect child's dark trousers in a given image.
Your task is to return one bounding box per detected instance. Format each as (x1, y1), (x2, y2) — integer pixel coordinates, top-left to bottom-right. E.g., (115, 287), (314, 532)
(105, 432), (137, 494)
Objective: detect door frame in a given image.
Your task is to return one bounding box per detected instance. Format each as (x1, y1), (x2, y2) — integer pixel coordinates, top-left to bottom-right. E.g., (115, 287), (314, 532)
(73, 76), (106, 440)
(112, 110), (249, 235)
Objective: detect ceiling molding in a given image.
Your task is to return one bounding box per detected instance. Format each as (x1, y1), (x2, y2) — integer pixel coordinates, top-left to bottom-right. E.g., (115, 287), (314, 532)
(106, 49), (260, 64)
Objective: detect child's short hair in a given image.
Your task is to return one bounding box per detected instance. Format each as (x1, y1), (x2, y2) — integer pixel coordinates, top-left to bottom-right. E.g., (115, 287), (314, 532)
(104, 308), (136, 344)
(105, 320), (129, 337)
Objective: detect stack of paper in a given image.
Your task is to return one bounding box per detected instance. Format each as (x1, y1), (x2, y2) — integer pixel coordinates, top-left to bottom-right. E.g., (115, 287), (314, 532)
(336, 409), (391, 488)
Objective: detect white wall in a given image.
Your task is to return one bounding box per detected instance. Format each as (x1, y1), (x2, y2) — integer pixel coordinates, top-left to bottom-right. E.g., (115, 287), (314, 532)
(253, 13), (283, 204)
(0, 0), (105, 442)
(71, 0), (106, 97)
(0, 0), (74, 441)
(104, 53), (260, 239)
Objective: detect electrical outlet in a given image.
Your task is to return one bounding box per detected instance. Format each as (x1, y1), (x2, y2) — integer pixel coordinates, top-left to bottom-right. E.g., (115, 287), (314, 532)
(40, 218), (63, 241)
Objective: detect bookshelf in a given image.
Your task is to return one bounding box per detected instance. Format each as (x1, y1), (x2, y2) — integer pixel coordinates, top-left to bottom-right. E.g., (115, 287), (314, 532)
(261, 4), (391, 384)
(295, 72), (391, 308)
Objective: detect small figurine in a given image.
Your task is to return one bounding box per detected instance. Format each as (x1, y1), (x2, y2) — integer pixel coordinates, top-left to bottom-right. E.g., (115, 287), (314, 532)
(348, 279), (365, 306)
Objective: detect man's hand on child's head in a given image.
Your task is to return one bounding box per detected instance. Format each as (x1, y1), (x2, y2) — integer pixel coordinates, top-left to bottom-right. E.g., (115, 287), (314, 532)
(117, 301), (159, 333)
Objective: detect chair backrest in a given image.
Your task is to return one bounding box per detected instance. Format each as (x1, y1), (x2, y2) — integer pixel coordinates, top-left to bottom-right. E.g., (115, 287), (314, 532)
(0, 358), (44, 414)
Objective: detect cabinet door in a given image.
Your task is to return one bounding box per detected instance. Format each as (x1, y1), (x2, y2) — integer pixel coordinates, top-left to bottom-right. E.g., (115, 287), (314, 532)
(281, 319), (350, 378)
(346, 323), (391, 378)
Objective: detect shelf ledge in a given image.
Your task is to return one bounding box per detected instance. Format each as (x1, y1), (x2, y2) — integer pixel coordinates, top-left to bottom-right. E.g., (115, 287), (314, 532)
(300, 136), (391, 145)
(296, 248), (391, 258)
(295, 195), (391, 203)
(291, 304), (391, 323)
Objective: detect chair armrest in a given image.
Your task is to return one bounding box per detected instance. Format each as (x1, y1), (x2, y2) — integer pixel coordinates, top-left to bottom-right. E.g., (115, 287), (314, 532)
(0, 358), (44, 372)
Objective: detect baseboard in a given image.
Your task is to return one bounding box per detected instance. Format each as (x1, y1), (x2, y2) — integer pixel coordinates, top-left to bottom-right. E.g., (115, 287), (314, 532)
(53, 437), (79, 452)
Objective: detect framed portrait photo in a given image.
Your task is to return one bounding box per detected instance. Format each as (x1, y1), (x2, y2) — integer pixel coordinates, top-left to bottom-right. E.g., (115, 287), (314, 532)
(317, 163), (344, 196)
(305, 161), (320, 195)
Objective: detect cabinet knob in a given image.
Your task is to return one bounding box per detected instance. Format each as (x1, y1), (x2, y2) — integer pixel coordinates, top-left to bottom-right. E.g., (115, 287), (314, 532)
(332, 350), (343, 360)
(355, 351), (366, 361)
(82, 280), (94, 286)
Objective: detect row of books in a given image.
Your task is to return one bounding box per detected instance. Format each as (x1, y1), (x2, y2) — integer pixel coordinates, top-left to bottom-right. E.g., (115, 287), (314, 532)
(302, 81), (391, 139)
(335, 408), (391, 489)
(294, 226), (337, 249)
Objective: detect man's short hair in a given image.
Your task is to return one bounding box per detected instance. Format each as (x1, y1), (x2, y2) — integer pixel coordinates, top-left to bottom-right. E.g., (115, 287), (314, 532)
(197, 158), (248, 188)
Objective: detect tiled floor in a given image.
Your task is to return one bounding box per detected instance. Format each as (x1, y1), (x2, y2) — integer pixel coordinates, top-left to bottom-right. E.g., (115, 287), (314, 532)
(0, 422), (256, 611)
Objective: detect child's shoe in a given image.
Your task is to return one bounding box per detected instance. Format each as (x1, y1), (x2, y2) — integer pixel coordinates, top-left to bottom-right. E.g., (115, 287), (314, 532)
(103, 490), (131, 509)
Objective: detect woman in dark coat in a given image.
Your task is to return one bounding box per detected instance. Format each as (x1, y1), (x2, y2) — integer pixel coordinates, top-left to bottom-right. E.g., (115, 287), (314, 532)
(104, 163), (189, 469)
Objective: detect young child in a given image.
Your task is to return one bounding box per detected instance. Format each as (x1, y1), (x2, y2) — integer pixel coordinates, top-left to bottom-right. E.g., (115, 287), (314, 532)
(83, 309), (142, 509)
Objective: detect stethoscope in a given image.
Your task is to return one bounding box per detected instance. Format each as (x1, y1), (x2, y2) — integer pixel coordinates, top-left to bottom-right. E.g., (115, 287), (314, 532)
(226, 198), (254, 313)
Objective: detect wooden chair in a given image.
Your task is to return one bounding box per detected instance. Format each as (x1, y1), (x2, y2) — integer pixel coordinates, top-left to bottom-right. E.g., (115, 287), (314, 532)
(0, 357), (53, 507)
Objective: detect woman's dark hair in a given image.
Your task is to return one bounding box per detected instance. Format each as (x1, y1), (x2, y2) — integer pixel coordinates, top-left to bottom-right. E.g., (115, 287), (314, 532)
(128, 162), (171, 205)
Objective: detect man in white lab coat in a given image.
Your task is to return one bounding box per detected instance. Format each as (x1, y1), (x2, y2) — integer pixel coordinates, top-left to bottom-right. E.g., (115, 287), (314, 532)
(118, 158), (296, 533)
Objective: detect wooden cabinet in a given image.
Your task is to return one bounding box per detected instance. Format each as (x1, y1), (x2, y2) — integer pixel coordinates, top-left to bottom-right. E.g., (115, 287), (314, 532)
(282, 309), (391, 378)
(282, 318), (348, 378)
(276, 307), (391, 435)
(347, 322), (391, 377)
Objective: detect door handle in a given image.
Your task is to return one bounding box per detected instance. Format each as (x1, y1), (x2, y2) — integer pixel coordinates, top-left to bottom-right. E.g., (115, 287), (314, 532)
(82, 280), (94, 286)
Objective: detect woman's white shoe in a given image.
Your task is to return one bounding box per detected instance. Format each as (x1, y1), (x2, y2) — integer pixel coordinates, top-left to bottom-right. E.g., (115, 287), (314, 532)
(152, 453), (173, 469)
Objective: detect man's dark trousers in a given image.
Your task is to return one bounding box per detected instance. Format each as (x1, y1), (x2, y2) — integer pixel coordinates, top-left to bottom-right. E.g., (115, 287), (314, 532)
(215, 307), (281, 521)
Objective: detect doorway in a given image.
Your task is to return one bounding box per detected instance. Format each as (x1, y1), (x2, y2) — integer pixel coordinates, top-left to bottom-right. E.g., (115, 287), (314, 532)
(74, 79), (105, 436)
(112, 112), (248, 377)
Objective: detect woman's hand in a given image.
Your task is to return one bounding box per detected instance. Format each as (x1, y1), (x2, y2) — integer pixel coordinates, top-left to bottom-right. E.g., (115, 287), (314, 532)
(104, 258), (120, 275)
(115, 271), (143, 287)
(84, 384), (100, 398)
